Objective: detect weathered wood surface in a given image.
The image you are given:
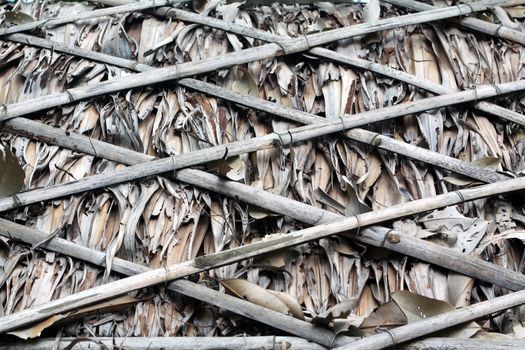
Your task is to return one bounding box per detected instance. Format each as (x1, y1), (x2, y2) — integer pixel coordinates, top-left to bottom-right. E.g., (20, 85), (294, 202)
(2, 173), (525, 333)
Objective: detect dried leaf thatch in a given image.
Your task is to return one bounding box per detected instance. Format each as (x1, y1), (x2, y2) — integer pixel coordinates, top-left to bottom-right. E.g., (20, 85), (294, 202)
(1, 0), (525, 348)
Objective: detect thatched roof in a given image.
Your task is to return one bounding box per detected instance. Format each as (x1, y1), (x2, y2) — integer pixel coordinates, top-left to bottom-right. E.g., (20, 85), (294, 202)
(1, 0), (525, 348)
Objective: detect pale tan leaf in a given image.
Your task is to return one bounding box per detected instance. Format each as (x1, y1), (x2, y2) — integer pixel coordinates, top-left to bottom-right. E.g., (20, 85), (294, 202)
(220, 279), (291, 316)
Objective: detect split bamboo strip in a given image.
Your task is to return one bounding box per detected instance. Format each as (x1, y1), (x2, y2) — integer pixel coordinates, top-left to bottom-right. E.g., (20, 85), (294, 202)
(82, 0), (525, 125)
(0, 82), (519, 213)
(4, 120), (525, 292)
(2, 174), (525, 333)
(0, 337), (326, 350)
(383, 0), (525, 44)
(334, 289), (525, 350)
(2, 34), (510, 183)
(0, 0), (187, 36)
(0, 218), (351, 348)
(0, 1), (504, 121)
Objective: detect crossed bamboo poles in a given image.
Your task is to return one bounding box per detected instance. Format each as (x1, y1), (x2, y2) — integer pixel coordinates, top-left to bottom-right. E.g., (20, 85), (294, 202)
(1, 1), (524, 348)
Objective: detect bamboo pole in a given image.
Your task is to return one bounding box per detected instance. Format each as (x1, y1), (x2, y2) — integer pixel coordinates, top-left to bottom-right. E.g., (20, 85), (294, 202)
(4, 119), (525, 291)
(402, 338), (525, 350)
(0, 0), (505, 121)
(1, 81), (519, 213)
(334, 290), (525, 350)
(3, 336), (525, 350)
(0, 0), (188, 36)
(0, 218), (351, 348)
(383, 0), (525, 45)
(0, 336), (327, 350)
(2, 34), (510, 183)
(2, 173), (525, 333)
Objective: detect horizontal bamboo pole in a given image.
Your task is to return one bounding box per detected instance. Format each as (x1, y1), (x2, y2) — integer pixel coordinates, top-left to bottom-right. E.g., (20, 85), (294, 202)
(0, 0), (187, 36)
(5, 118), (525, 291)
(0, 0), (504, 121)
(1, 81), (520, 213)
(402, 338), (525, 350)
(2, 172), (525, 333)
(334, 289), (525, 350)
(0, 336), (326, 350)
(3, 34), (509, 183)
(4, 336), (525, 350)
(0, 218), (351, 348)
(383, 0), (525, 45)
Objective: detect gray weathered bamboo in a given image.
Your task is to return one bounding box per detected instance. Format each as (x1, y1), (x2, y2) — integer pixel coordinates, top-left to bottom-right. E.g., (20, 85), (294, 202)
(401, 338), (525, 350)
(4, 336), (525, 350)
(1, 82), (519, 213)
(0, 0), (187, 36)
(2, 34), (510, 183)
(0, 218), (352, 348)
(0, 336), (326, 350)
(334, 289), (525, 350)
(383, 0), (525, 44)
(2, 173), (525, 333)
(0, 0), (505, 121)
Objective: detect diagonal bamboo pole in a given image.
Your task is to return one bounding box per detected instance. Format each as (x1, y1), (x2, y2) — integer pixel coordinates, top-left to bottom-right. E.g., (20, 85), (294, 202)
(0, 0), (188, 36)
(2, 34), (510, 183)
(1, 172), (525, 333)
(0, 81), (520, 213)
(0, 0), (505, 121)
(334, 289), (525, 350)
(383, 0), (525, 45)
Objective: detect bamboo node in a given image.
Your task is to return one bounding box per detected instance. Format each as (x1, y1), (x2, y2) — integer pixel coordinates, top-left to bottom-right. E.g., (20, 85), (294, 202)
(65, 89), (76, 103)
(329, 332), (340, 349)
(386, 231), (401, 244)
(376, 326), (398, 347)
